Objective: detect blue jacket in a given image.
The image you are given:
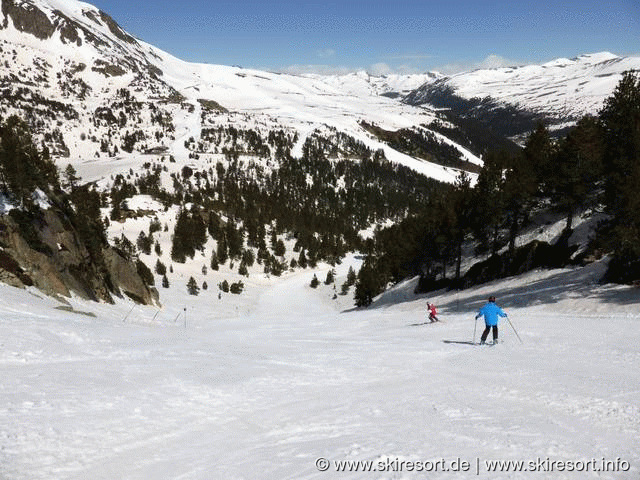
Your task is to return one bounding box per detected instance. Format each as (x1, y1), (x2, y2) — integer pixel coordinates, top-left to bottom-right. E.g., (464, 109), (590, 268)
(476, 302), (507, 326)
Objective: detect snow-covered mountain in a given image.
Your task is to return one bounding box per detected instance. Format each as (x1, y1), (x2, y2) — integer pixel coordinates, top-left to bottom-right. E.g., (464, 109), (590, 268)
(405, 52), (640, 140)
(4, 0), (638, 182)
(0, 0), (478, 185)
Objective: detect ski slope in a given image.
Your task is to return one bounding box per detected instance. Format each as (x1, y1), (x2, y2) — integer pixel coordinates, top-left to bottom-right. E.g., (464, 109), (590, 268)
(1, 257), (639, 479)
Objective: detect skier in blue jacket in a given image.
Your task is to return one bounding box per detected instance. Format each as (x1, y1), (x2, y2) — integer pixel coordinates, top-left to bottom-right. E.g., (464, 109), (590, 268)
(476, 296), (508, 345)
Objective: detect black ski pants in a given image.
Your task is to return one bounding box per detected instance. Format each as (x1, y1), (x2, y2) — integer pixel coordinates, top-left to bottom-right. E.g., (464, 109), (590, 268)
(481, 325), (498, 342)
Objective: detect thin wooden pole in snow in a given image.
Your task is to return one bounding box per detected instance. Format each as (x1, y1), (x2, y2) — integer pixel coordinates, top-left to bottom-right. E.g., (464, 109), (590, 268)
(123, 304), (135, 323)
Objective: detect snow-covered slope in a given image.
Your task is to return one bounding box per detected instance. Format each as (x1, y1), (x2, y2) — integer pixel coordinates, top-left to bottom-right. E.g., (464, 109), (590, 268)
(1, 3), (639, 476)
(0, 0), (474, 185)
(4, 0), (636, 180)
(1, 256), (638, 479)
(406, 52), (640, 137)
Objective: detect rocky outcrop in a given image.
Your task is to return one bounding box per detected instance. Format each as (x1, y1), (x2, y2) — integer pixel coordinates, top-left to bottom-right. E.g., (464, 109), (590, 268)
(0, 0), (161, 77)
(0, 207), (159, 305)
(103, 248), (159, 305)
(1, 0), (56, 40)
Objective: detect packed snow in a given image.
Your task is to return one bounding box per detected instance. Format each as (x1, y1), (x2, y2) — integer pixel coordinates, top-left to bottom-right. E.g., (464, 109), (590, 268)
(1, 256), (638, 479)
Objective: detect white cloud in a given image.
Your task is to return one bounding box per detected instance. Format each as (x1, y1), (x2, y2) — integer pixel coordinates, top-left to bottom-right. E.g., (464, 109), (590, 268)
(366, 63), (424, 76)
(436, 54), (524, 75)
(279, 64), (356, 76)
(477, 54), (518, 69)
(316, 48), (336, 58)
(367, 62), (392, 76)
(279, 62), (425, 77)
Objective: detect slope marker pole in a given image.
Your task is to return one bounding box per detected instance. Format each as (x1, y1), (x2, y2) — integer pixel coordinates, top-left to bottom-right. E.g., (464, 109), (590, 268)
(122, 304), (135, 323)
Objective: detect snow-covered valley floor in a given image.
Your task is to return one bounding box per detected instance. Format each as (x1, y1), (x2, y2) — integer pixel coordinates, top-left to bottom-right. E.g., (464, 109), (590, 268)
(1, 259), (639, 479)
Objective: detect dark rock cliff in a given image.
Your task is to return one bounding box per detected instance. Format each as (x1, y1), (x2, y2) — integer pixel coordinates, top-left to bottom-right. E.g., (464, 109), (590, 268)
(0, 206), (159, 305)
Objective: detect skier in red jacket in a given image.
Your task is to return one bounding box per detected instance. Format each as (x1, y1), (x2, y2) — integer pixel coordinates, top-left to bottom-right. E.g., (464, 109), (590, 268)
(427, 302), (439, 322)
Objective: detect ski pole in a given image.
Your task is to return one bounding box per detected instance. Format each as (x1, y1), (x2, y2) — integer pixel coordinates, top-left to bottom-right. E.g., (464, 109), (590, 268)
(473, 316), (478, 344)
(506, 316), (523, 344)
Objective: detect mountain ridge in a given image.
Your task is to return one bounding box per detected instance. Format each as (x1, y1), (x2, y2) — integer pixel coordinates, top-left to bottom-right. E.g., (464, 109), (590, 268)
(404, 51), (640, 141)
(2, 0), (638, 175)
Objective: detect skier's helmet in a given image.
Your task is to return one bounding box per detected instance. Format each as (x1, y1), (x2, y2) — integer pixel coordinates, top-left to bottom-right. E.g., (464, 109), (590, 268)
(488, 296), (496, 302)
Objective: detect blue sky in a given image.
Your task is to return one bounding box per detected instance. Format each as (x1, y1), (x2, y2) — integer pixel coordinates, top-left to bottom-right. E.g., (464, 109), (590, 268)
(90, 0), (640, 74)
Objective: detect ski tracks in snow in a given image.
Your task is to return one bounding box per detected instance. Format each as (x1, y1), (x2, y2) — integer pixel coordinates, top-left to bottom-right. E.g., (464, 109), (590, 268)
(1, 269), (639, 479)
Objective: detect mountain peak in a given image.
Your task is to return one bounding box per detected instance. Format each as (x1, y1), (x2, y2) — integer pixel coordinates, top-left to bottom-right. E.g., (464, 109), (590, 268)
(1, 0), (138, 49)
(575, 51), (620, 63)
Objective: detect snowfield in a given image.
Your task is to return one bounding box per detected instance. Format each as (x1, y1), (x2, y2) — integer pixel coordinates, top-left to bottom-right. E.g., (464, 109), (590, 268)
(418, 52), (640, 121)
(1, 257), (639, 479)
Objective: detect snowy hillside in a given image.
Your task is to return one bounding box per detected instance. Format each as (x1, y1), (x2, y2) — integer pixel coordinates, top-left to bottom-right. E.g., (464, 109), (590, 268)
(1, 256), (638, 479)
(405, 52), (640, 139)
(0, 0), (475, 185)
(445, 53), (639, 119)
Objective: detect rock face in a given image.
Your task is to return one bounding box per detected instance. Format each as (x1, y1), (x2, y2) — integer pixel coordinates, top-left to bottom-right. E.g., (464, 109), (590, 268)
(103, 248), (159, 305)
(1, 0), (153, 71)
(0, 207), (159, 305)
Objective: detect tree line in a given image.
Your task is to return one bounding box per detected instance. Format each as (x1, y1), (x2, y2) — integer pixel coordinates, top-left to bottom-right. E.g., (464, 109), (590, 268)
(354, 71), (640, 306)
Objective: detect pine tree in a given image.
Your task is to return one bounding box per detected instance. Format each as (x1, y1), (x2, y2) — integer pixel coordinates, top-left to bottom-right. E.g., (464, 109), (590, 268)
(600, 71), (640, 213)
(552, 116), (603, 232)
(599, 71), (640, 282)
(69, 185), (107, 263)
(503, 135), (542, 258)
(449, 172), (475, 282)
(171, 206), (207, 263)
(137, 231), (152, 255)
(217, 235), (229, 265)
(171, 208), (190, 263)
(310, 274), (319, 288)
(241, 249), (255, 267)
(298, 249), (308, 269)
(187, 276), (200, 295)
(346, 266), (357, 286)
(136, 259), (154, 286)
(62, 164), (79, 190)
(0, 115), (59, 206)
(324, 269), (335, 285)
(354, 262), (380, 307)
(274, 239), (286, 257)
(472, 150), (507, 255)
(523, 122), (554, 192)
(238, 262), (249, 276)
(162, 274), (170, 288)
(230, 281), (244, 294)
(154, 259), (166, 276)
(210, 250), (219, 270)
(207, 211), (222, 240)
(226, 220), (244, 260)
